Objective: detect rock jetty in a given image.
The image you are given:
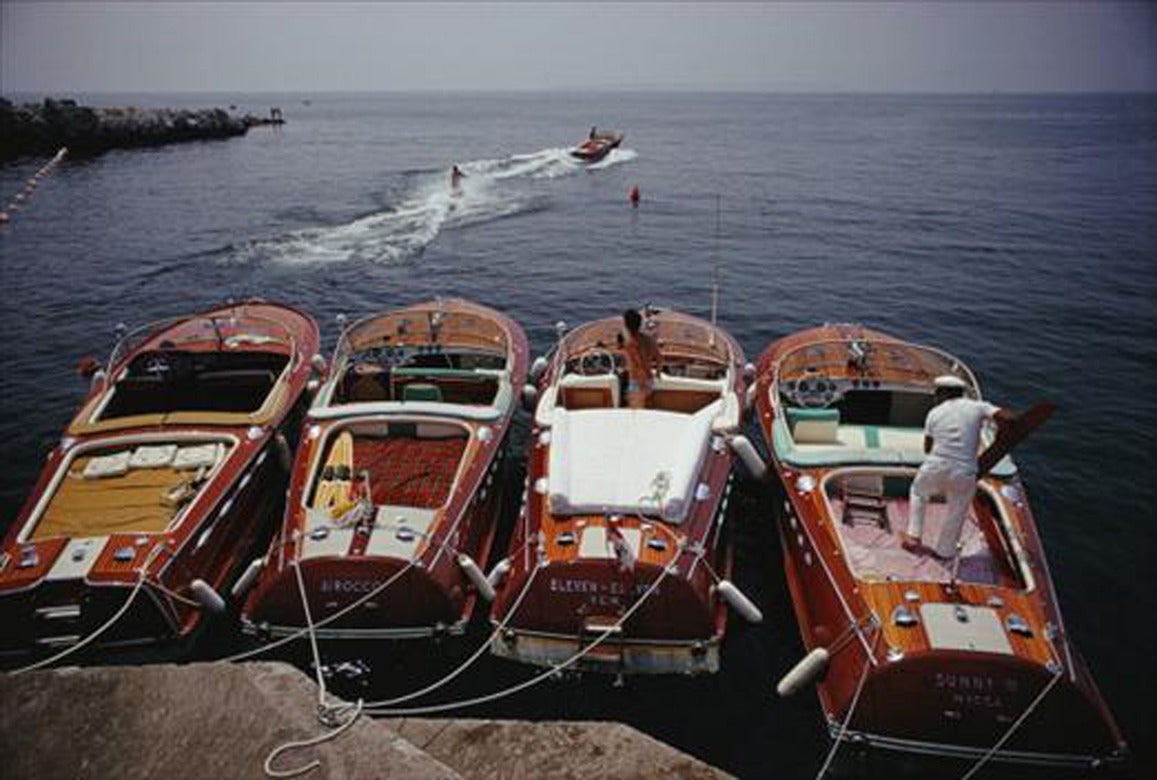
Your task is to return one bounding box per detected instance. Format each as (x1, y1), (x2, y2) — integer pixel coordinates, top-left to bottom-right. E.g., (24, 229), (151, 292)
(0, 98), (281, 161)
(0, 662), (732, 779)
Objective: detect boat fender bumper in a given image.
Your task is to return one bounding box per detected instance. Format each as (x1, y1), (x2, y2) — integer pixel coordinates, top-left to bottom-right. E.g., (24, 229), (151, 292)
(744, 384), (758, 413)
(191, 579), (227, 614)
(776, 647), (831, 697)
(487, 557), (512, 591)
(716, 579), (763, 623)
(528, 355), (549, 384)
(521, 384), (539, 412)
(231, 558), (265, 600)
(458, 554), (496, 602)
(728, 435), (767, 481)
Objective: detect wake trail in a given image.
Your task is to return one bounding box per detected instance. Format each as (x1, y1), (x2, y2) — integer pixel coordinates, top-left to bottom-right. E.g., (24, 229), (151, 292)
(231, 146), (637, 266)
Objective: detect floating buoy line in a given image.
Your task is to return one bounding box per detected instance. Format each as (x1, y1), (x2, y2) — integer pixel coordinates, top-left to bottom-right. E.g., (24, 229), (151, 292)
(0, 147), (67, 226)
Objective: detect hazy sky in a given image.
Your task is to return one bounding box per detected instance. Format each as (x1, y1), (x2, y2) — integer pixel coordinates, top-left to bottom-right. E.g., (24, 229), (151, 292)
(2, 1), (1154, 93)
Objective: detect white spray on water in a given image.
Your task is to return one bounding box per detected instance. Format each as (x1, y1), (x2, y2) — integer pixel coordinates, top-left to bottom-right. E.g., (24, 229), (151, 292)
(235, 146), (637, 265)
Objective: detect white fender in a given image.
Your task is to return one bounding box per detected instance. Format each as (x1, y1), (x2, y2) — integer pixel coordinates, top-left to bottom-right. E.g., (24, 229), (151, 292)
(728, 435), (767, 481)
(521, 384), (539, 412)
(776, 647), (831, 697)
(528, 355), (549, 384)
(716, 579), (763, 623)
(230, 558), (265, 599)
(458, 554), (495, 602)
(190, 579), (226, 614)
(486, 558), (512, 591)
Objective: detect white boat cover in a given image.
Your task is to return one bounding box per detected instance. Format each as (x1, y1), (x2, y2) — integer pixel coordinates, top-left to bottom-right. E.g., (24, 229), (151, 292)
(547, 400), (722, 524)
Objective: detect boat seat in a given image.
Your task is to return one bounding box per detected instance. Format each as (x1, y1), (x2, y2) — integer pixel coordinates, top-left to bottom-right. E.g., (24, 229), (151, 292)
(787, 407), (840, 444)
(559, 373), (620, 410)
(402, 383), (443, 403)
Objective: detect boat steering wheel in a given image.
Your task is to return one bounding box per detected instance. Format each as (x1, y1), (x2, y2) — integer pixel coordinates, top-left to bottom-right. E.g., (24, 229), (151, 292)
(578, 349), (616, 376)
(794, 376), (836, 409)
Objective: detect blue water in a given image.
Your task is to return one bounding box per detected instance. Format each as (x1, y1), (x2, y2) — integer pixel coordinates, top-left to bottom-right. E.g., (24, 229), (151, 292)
(1, 92), (1154, 777)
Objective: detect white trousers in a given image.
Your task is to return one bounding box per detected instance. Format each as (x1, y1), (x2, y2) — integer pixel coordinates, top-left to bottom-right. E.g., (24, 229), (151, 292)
(907, 458), (977, 558)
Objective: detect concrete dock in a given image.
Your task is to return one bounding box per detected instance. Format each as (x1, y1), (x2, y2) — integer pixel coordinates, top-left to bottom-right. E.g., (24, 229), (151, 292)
(0, 662), (731, 779)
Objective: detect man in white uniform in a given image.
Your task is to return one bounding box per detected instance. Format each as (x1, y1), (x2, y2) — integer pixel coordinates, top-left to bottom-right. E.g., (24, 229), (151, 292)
(903, 375), (1013, 559)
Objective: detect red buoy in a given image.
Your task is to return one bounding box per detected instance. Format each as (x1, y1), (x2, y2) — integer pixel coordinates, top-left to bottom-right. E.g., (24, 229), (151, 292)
(628, 185), (640, 206)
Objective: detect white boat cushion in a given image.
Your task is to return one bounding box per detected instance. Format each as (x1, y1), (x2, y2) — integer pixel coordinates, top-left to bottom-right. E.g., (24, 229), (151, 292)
(128, 444), (178, 469)
(82, 450), (132, 479)
(172, 443), (223, 470)
(548, 400), (722, 524)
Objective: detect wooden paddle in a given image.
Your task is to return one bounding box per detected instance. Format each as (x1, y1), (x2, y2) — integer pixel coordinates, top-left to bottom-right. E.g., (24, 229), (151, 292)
(977, 401), (1056, 477)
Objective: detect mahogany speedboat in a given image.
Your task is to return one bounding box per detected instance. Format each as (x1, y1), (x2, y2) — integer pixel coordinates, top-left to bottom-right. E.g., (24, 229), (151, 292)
(240, 299), (527, 641)
(570, 131), (624, 163)
(488, 309), (763, 675)
(0, 301), (320, 659)
(756, 324), (1126, 771)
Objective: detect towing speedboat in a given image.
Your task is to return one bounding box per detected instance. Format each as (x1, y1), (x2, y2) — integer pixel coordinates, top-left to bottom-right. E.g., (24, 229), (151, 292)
(570, 131), (624, 163)
(0, 301), (320, 659)
(489, 308), (762, 675)
(756, 324), (1126, 771)
(240, 299), (527, 641)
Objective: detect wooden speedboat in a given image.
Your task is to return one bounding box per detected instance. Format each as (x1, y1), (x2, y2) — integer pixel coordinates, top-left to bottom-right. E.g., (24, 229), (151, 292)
(570, 131), (624, 163)
(240, 299), (527, 640)
(489, 309), (762, 675)
(756, 324), (1126, 771)
(0, 300), (320, 659)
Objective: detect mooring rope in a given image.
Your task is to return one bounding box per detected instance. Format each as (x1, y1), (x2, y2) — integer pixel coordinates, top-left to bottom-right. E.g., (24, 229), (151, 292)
(8, 543), (166, 675)
(958, 668), (1064, 780)
(260, 562), (364, 779)
(262, 699), (363, 779)
(328, 553), (542, 717)
(361, 551), (680, 717)
(814, 624), (882, 779)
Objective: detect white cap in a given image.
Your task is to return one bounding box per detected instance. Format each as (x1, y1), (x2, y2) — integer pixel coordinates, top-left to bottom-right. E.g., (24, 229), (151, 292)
(933, 375), (967, 390)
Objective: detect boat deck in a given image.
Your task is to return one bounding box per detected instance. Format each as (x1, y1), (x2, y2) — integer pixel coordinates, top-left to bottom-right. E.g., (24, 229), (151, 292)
(829, 496), (1021, 588)
(352, 435), (467, 509)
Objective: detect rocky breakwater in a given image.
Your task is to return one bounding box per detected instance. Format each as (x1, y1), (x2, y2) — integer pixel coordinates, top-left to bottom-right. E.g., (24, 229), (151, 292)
(0, 98), (279, 161)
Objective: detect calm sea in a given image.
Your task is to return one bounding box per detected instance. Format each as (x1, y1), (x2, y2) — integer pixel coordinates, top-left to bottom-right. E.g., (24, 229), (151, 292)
(1, 92), (1154, 777)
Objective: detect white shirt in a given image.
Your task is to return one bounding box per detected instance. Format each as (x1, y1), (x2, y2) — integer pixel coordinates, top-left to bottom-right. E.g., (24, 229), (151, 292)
(924, 397), (999, 471)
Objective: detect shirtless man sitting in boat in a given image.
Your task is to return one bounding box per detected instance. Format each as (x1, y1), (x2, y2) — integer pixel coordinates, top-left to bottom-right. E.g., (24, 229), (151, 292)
(619, 308), (660, 409)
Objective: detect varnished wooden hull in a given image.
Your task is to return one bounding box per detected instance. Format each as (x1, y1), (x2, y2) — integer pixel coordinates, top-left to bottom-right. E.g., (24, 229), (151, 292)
(0, 301), (319, 660)
(758, 324), (1126, 769)
(490, 309), (746, 675)
(241, 299), (528, 640)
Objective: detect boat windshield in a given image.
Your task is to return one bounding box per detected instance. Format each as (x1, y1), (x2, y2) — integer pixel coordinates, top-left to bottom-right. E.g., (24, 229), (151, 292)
(772, 337), (985, 466)
(98, 311), (296, 420)
(561, 313), (732, 380)
(330, 305), (510, 407)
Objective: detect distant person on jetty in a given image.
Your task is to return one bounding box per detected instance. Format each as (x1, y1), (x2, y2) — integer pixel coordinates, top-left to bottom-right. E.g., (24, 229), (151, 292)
(619, 308), (660, 409)
(450, 164), (464, 195)
(903, 375), (1013, 558)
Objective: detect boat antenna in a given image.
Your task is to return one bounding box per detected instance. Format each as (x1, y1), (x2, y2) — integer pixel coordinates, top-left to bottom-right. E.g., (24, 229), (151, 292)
(709, 193), (721, 346)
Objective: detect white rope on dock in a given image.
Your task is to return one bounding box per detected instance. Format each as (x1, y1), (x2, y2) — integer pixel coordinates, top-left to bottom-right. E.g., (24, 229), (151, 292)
(262, 698), (363, 779)
(260, 561), (364, 779)
(958, 668), (1064, 780)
